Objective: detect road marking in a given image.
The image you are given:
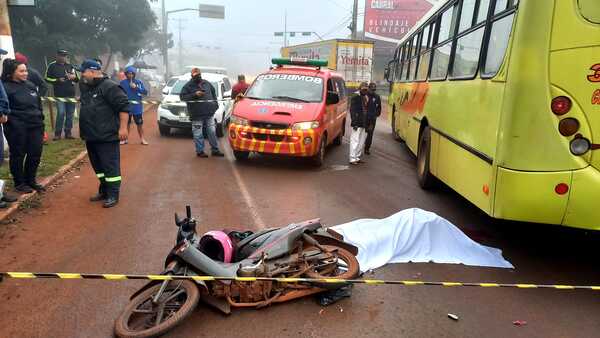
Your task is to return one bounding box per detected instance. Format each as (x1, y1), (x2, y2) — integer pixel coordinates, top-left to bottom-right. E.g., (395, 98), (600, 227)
(222, 139), (267, 229)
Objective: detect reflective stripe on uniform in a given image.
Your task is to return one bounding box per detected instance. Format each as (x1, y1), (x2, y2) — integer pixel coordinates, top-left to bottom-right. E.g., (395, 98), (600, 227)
(105, 176), (122, 183)
(96, 173), (105, 178)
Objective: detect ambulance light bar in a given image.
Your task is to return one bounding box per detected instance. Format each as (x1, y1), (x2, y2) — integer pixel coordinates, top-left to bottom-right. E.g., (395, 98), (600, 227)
(272, 58), (328, 68)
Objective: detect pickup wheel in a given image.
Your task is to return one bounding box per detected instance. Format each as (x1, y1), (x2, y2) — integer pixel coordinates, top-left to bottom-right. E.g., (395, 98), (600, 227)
(158, 124), (171, 137)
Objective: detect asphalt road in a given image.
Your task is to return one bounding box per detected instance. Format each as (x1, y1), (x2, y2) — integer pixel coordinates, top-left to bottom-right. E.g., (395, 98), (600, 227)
(0, 106), (598, 338)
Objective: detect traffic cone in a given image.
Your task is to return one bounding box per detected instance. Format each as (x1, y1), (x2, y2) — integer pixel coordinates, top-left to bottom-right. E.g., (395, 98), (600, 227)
(43, 131), (49, 145)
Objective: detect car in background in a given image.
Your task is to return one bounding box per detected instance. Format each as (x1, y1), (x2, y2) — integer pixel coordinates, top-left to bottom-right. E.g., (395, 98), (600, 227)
(157, 72), (233, 137)
(161, 76), (179, 97)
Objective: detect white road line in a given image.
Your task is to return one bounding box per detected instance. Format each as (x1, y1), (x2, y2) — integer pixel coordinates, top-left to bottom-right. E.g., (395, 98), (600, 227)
(221, 140), (267, 230)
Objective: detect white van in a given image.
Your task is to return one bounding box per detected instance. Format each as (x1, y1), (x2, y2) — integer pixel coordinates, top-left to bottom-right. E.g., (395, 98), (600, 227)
(157, 72), (233, 137)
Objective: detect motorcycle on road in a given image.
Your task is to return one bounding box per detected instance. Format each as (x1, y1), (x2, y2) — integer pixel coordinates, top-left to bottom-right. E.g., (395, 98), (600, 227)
(114, 206), (360, 338)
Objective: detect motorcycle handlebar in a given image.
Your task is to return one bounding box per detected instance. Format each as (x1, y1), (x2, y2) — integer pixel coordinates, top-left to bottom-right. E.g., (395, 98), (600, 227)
(186, 206), (192, 219)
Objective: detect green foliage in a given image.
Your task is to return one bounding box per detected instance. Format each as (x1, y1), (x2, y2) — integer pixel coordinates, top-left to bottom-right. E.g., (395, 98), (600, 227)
(8, 0), (157, 70)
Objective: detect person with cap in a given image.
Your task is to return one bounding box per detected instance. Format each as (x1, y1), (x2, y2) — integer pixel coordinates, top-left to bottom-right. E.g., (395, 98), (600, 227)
(364, 82), (382, 155)
(45, 49), (78, 140)
(119, 66), (149, 145)
(0, 49), (19, 207)
(180, 68), (225, 158)
(14, 52), (48, 97)
(78, 59), (130, 208)
(231, 74), (249, 99)
(349, 82), (370, 165)
(1, 58), (46, 193)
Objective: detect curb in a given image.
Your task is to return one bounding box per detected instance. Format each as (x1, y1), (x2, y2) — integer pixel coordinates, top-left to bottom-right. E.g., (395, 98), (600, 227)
(0, 150), (88, 223)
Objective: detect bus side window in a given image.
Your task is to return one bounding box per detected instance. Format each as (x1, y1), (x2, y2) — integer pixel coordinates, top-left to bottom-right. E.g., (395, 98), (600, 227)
(430, 4), (458, 80)
(483, 13), (516, 77)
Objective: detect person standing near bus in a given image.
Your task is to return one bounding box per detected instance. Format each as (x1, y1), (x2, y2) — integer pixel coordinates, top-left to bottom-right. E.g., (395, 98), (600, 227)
(231, 74), (249, 99)
(349, 82), (369, 165)
(45, 49), (78, 140)
(364, 82), (382, 155)
(119, 66), (149, 145)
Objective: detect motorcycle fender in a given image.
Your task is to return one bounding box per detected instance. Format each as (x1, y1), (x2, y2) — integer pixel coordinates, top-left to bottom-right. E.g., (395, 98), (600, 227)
(312, 229), (359, 256)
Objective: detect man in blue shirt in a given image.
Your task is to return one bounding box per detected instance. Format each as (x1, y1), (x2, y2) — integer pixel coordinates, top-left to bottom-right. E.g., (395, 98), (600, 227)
(119, 66), (148, 145)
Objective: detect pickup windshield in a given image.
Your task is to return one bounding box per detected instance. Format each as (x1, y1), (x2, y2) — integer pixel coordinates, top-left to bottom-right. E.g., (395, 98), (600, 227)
(246, 74), (324, 103)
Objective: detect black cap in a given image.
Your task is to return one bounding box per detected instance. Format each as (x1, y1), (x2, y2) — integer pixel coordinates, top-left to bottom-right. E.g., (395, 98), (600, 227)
(57, 49), (69, 55)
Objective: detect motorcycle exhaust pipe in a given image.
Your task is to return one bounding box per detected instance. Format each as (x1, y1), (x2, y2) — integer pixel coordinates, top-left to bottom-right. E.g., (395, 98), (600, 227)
(176, 241), (239, 279)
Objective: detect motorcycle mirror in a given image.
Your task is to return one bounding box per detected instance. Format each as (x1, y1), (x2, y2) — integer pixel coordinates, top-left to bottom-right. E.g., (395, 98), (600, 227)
(186, 205), (192, 219)
(174, 213), (181, 227)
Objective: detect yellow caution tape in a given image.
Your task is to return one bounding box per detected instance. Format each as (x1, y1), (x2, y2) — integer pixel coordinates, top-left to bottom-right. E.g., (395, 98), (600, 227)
(1, 272), (598, 291)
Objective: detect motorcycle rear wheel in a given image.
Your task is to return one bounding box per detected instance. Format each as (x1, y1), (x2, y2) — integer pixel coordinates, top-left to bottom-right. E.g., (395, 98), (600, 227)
(114, 280), (200, 338)
(305, 245), (360, 281)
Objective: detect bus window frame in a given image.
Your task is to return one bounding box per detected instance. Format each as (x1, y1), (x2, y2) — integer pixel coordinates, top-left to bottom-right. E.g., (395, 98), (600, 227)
(429, 1), (459, 82)
(479, 1), (519, 80)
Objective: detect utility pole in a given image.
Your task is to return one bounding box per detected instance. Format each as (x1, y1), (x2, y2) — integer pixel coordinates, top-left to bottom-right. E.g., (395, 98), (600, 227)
(161, 0), (169, 79)
(174, 18), (186, 75)
(351, 0), (359, 40)
(284, 10), (288, 47)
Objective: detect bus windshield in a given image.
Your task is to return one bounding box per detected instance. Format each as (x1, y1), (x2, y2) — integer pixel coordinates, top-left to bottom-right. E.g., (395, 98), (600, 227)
(245, 74), (324, 103)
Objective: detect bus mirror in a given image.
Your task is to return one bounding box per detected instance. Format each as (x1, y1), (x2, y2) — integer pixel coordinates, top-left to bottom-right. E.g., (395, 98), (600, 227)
(326, 91), (340, 105)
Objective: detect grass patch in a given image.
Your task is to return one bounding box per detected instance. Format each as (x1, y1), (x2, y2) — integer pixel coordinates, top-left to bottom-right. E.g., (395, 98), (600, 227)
(0, 108), (85, 188)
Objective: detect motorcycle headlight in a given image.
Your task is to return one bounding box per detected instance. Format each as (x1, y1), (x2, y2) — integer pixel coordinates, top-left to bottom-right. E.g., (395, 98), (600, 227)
(292, 121), (320, 130)
(231, 115), (249, 126)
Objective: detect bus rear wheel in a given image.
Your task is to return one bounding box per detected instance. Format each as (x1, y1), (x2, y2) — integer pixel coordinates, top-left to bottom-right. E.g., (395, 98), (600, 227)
(417, 126), (436, 190)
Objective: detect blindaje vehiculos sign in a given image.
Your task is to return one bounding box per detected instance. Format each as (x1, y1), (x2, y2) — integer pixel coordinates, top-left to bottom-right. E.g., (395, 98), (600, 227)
(364, 0), (436, 44)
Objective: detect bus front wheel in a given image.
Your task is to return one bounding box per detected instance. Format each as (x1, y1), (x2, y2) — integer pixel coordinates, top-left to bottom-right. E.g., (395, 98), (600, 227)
(417, 126), (436, 190)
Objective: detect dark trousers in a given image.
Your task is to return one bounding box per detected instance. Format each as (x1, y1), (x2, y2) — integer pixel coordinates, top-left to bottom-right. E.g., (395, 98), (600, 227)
(365, 117), (377, 152)
(4, 121), (43, 186)
(86, 141), (121, 199)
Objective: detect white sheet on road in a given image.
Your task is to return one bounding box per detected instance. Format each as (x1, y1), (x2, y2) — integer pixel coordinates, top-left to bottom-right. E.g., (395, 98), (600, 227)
(332, 208), (514, 272)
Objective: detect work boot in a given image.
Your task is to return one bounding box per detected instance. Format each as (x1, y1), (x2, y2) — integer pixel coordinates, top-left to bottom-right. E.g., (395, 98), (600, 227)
(211, 150), (225, 157)
(28, 182), (46, 192)
(103, 196), (119, 208)
(15, 184), (33, 193)
(53, 134), (62, 141)
(65, 132), (75, 140)
(1, 193), (17, 203)
(197, 152), (209, 158)
(89, 193), (107, 202)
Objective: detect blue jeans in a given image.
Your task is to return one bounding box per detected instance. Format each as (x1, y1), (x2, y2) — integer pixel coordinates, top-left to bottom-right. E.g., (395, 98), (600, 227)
(192, 118), (219, 154)
(55, 101), (75, 136)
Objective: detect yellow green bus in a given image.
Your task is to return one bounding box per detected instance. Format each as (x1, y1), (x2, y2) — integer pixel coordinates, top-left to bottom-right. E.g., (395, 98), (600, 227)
(385, 0), (600, 231)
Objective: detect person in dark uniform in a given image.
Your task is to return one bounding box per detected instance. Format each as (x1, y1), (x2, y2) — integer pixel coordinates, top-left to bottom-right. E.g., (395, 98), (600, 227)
(14, 53), (48, 97)
(0, 49), (19, 208)
(364, 82), (382, 155)
(1, 59), (45, 193)
(78, 60), (130, 208)
(45, 49), (78, 140)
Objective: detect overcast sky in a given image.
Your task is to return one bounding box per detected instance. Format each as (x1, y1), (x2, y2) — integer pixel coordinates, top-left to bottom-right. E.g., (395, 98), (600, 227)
(150, 0), (365, 77)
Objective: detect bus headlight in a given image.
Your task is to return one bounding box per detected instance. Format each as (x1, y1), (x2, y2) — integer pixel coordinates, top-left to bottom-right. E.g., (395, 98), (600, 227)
(292, 121), (320, 130)
(231, 115), (249, 126)
(570, 137), (591, 156)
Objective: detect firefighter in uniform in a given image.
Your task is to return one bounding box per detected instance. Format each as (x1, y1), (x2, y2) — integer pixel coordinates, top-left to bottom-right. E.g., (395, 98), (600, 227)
(78, 60), (130, 208)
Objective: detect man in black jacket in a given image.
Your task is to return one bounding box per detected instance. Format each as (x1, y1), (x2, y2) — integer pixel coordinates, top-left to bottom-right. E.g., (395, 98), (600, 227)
(78, 60), (129, 208)
(180, 68), (224, 157)
(349, 82), (369, 165)
(45, 49), (78, 140)
(364, 82), (382, 155)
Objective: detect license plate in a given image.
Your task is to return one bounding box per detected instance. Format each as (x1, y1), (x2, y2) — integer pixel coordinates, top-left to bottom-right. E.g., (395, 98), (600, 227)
(179, 116), (190, 122)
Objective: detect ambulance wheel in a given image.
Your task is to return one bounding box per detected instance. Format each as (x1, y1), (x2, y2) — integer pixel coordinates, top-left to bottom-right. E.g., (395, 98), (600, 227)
(159, 124), (171, 137)
(216, 122), (224, 138)
(234, 150), (250, 161)
(417, 126), (436, 190)
(311, 135), (326, 167)
(333, 122), (345, 146)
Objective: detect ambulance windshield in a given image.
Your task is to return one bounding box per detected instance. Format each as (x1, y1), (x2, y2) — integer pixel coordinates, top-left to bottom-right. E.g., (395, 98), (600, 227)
(246, 74), (324, 103)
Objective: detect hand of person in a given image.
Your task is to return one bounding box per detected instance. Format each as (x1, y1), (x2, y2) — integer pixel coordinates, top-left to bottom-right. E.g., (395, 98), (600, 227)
(58, 77), (66, 83)
(129, 82), (137, 89)
(119, 127), (128, 141)
(0, 115), (7, 124)
(67, 74), (76, 81)
(195, 90), (205, 97)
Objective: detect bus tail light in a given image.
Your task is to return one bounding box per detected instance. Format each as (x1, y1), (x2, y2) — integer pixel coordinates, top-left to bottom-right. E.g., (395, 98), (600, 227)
(570, 137), (591, 156)
(551, 96), (572, 115)
(555, 183), (569, 195)
(558, 118), (580, 136)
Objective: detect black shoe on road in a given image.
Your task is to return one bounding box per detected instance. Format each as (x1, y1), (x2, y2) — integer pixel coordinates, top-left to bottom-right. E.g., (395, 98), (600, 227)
(197, 153), (209, 158)
(103, 197), (119, 208)
(29, 182), (46, 192)
(15, 184), (33, 193)
(212, 151), (225, 157)
(1, 194), (18, 203)
(89, 194), (107, 202)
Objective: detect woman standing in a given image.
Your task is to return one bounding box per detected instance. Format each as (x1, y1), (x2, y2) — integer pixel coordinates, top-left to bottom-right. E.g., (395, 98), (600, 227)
(1, 59), (45, 193)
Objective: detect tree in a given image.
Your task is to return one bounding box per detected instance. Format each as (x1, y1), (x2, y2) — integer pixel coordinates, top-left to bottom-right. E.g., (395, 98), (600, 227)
(8, 0), (157, 72)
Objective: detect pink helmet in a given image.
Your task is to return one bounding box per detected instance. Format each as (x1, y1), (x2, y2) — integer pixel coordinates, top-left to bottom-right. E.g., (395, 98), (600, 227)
(198, 231), (234, 263)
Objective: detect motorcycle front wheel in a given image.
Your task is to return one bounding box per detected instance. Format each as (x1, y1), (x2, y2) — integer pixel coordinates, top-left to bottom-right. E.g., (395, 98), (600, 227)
(305, 245), (360, 281)
(114, 279), (200, 338)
